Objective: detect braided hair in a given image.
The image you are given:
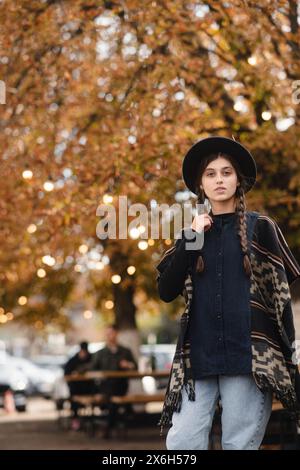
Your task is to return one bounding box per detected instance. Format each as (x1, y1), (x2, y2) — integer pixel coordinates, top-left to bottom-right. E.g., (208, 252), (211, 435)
(194, 153), (252, 277)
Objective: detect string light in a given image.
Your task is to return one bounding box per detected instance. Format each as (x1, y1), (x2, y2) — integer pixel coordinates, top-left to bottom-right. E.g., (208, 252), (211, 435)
(105, 300), (114, 309)
(111, 274), (121, 284)
(138, 225), (146, 234)
(83, 310), (93, 319)
(22, 170), (33, 180)
(43, 181), (54, 192)
(127, 266), (136, 275)
(103, 194), (113, 204)
(95, 261), (104, 270)
(37, 268), (46, 278)
(79, 244), (88, 254)
(18, 296), (27, 305)
(138, 241), (148, 250)
(247, 56), (257, 65)
(262, 111), (272, 121)
(27, 224), (37, 234)
(42, 255), (56, 267)
(129, 228), (140, 239)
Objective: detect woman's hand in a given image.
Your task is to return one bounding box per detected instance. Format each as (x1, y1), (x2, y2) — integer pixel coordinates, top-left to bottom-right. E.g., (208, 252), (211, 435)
(191, 213), (213, 233)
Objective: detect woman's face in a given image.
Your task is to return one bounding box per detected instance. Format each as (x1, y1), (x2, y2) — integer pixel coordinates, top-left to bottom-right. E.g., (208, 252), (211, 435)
(200, 156), (239, 204)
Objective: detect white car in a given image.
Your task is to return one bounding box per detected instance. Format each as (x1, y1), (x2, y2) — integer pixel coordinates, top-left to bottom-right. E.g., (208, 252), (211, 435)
(8, 355), (58, 398)
(0, 358), (29, 412)
(139, 344), (175, 393)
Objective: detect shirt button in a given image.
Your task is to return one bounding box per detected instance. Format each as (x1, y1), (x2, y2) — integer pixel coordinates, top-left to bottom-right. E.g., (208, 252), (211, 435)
(217, 314), (221, 319)
(218, 252), (221, 255)
(218, 273), (221, 276)
(218, 337), (222, 341)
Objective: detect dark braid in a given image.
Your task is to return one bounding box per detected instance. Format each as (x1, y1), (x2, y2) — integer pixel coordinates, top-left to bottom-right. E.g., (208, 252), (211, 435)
(195, 187), (206, 274)
(236, 185), (252, 277)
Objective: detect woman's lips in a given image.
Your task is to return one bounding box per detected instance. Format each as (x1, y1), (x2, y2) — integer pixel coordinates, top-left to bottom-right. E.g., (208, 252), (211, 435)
(215, 188), (226, 192)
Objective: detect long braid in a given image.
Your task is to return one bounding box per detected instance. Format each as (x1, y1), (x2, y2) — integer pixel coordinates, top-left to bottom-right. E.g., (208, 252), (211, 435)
(236, 185), (252, 277)
(195, 187), (205, 273)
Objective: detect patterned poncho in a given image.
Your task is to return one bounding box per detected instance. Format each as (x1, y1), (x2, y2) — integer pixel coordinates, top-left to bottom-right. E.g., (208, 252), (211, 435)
(156, 213), (300, 434)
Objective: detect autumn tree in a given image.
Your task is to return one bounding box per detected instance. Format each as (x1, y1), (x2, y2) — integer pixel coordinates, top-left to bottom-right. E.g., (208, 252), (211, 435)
(0, 0), (299, 339)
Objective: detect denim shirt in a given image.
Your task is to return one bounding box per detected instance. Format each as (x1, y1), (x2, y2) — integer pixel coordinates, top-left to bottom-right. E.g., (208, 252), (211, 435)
(187, 212), (253, 378)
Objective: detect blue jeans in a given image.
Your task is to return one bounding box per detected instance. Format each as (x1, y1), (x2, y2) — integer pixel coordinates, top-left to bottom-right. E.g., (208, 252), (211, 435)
(166, 374), (273, 450)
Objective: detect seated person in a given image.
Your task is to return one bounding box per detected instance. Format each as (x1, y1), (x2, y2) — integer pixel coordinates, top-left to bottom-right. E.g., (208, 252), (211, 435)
(90, 324), (137, 438)
(64, 341), (93, 430)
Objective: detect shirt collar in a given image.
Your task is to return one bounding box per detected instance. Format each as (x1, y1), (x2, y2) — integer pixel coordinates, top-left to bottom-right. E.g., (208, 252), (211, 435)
(210, 211), (237, 226)
(211, 211), (236, 218)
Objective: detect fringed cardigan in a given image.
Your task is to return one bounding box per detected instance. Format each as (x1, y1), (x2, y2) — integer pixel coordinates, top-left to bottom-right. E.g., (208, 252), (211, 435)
(156, 212), (300, 434)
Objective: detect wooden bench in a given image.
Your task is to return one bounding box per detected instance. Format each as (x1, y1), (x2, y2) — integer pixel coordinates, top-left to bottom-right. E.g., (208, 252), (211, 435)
(59, 394), (110, 436)
(59, 392), (166, 437)
(71, 394), (108, 407)
(111, 393), (165, 405)
(108, 393), (165, 436)
(271, 400), (283, 412)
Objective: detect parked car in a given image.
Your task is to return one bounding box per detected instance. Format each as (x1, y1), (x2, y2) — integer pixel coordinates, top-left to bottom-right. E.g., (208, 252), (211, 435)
(0, 363), (28, 412)
(31, 354), (68, 374)
(8, 356), (58, 399)
(139, 344), (175, 372)
(139, 344), (175, 393)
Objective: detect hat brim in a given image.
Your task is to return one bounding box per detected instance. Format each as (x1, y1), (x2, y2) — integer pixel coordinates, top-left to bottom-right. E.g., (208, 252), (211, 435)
(182, 136), (257, 195)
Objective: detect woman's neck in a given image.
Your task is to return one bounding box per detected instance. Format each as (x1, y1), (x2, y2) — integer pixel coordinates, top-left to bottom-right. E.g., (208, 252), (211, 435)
(209, 201), (237, 215)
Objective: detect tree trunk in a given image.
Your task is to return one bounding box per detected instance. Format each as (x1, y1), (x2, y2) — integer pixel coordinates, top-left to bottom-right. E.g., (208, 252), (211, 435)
(113, 283), (137, 330)
(112, 283), (140, 363)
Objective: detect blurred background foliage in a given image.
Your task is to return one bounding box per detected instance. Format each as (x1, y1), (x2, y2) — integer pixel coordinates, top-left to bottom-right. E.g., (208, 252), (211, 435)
(0, 0), (300, 334)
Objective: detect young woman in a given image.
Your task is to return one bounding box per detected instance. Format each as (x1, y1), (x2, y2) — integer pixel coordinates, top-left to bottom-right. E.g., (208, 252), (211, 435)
(156, 136), (300, 450)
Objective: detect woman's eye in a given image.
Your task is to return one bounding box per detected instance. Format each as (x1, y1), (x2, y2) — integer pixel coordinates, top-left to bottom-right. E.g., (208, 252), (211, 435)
(206, 172), (231, 176)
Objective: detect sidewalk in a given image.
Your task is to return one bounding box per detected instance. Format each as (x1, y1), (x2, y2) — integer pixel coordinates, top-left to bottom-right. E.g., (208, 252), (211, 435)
(0, 398), (165, 450)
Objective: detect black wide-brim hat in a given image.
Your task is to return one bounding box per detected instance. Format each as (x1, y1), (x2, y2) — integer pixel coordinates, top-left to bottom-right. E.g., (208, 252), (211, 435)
(182, 136), (257, 195)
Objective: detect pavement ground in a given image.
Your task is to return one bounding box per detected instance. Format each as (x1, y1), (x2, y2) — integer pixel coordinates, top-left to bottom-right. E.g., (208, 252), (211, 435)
(0, 398), (166, 450)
